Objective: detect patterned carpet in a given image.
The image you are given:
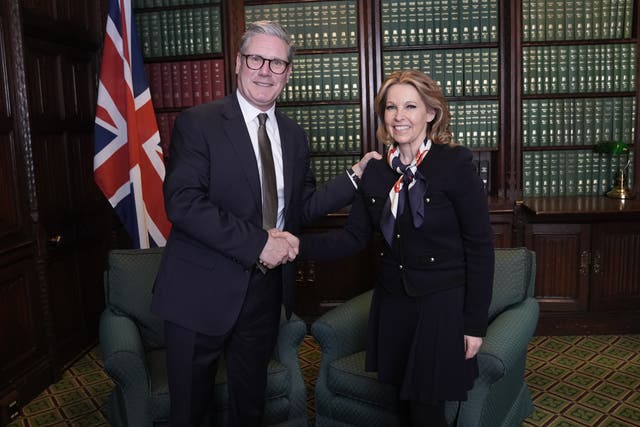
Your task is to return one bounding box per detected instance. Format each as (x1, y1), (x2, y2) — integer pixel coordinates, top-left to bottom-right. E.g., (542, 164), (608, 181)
(6, 335), (640, 426)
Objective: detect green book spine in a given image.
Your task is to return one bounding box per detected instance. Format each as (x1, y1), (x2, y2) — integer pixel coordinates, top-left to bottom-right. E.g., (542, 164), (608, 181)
(532, 151), (542, 196)
(539, 99), (549, 146)
(138, 13), (151, 58)
(522, 0), (530, 42)
(557, 151), (566, 194)
(432, 0), (442, 44)
(449, 0), (460, 44)
(575, 0), (585, 39)
(535, 0), (545, 40)
(522, 101), (530, 147)
(459, 0), (470, 43)
(464, 50), (474, 96)
(584, 151), (594, 195)
(554, 0), (565, 40)
(623, 0), (633, 38)
(565, 150), (577, 195)
(564, 0), (575, 40)
(211, 7), (222, 53)
(557, 45), (568, 93)
(470, 0), (481, 43)
(529, 100), (539, 146)
(545, 0), (555, 40)
(522, 152), (533, 197)
(594, 0), (604, 39)
(576, 151), (586, 195)
(311, 56), (322, 102)
(472, 50), (482, 96)
(443, 51), (455, 97)
(548, 150), (559, 196)
(173, 9), (184, 57)
(563, 99), (574, 146)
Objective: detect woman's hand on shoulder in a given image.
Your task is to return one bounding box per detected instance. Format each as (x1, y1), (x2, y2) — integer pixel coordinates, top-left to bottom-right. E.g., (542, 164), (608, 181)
(352, 151), (383, 177)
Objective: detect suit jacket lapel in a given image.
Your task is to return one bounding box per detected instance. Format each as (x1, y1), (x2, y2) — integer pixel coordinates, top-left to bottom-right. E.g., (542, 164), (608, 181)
(222, 95), (262, 213)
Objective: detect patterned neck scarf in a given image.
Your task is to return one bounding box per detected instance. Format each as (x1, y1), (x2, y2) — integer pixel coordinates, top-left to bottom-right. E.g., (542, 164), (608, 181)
(380, 139), (431, 246)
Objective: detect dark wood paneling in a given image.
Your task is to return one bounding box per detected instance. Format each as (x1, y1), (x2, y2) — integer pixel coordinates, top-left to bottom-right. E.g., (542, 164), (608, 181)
(591, 221), (640, 311)
(525, 223), (590, 312)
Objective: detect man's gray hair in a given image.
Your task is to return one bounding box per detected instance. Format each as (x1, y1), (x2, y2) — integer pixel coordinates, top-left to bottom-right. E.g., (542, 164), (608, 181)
(239, 20), (295, 62)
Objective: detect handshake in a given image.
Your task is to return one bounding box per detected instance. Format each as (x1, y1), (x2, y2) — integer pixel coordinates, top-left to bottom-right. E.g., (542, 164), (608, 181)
(258, 228), (299, 270)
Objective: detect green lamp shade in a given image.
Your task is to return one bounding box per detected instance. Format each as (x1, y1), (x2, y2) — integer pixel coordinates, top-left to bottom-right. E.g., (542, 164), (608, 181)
(595, 141), (630, 155)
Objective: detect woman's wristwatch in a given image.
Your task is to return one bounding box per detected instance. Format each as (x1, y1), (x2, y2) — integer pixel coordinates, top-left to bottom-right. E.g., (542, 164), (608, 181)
(346, 167), (361, 185)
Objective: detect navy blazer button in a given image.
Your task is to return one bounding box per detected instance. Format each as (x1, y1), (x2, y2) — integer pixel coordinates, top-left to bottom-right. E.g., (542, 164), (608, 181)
(425, 197), (431, 203)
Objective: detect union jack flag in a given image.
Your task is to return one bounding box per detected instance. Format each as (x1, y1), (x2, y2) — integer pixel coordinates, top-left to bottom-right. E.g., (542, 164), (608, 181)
(94, 0), (171, 248)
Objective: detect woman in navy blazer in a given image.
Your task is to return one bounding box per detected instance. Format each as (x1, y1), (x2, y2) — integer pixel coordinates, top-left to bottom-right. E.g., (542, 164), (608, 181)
(299, 70), (495, 426)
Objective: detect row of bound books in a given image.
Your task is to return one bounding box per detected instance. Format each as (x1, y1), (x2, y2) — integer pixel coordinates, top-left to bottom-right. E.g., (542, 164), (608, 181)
(133, 0), (219, 7)
(522, 43), (637, 95)
(522, 0), (634, 42)
(279, 105), (361, 154)
(522, 149), (635, 197)
(146, 59), (225, 109)
(383, 48), (499, 97)
(311, 156), (360, 184)
(522, 97), (636, 148)
(136, 7), (222, 58)
(450, 100), (499, 149)
(382, 0), (498, 46)
(245, 1), (358, 50)
(279, 53), (360, 103)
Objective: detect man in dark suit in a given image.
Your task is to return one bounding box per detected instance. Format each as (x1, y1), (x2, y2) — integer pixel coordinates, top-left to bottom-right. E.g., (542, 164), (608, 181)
(151, 21), (380, 426)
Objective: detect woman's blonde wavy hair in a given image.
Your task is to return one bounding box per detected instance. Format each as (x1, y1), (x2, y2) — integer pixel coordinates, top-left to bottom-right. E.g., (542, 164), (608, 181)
(374, 70), (453, 147)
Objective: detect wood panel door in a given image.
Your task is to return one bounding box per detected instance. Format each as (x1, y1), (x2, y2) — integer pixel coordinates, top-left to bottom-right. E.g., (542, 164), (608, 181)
(590, 221), (640, 311)
(22, 32), (109, 371)
(524, 223), (591, 313)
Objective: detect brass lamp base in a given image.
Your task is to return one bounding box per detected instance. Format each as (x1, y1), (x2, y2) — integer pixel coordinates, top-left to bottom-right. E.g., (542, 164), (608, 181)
(606, 186), (635, 199)
(606, 169), (635, 199)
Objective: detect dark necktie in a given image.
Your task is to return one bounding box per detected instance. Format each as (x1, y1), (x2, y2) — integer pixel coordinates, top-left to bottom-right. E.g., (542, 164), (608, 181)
(258, 113), (277, 230)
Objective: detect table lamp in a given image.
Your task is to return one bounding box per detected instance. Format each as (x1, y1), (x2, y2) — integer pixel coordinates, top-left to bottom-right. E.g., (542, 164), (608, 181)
(595, 141), (634, 199)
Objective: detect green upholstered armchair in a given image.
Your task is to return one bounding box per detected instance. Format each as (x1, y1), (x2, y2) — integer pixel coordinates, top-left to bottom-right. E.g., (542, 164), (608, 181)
(310, 247), (539, 427)
(99, 248), (308, 427)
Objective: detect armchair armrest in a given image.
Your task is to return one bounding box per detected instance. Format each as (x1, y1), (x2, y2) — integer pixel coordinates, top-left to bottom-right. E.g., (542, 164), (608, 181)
(478, 297), (539, 381)
(99, 308), (152, 427)
(311, 290), (373, 363)
(274, 313), (307, 364)
(273, 313), (308, 421)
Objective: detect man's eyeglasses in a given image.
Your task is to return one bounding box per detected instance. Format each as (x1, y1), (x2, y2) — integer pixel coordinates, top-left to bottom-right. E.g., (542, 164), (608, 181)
(241, 54), (290, 75)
